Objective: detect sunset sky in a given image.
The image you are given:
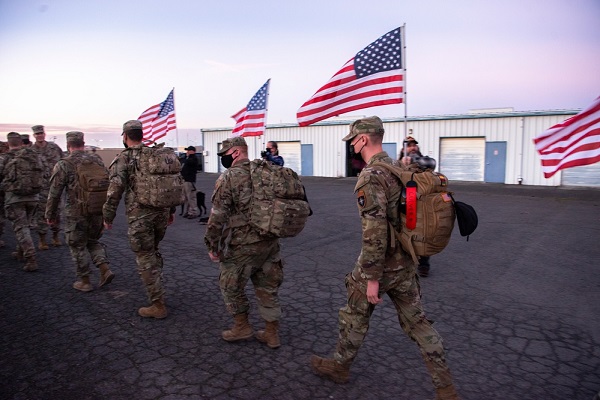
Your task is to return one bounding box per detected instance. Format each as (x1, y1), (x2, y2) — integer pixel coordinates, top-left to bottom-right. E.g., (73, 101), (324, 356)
(1, 0), (599, 148)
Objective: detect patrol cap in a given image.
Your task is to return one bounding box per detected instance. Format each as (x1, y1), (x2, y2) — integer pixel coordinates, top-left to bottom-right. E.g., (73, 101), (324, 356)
(342, 116), (384, 141)
(404, 135), (418, 145)
(7, 132), (21, 139)
(217, 136), (247, 156)
(122, 120), (143, 134)
(31, 125), (45, 134)
(20, 134), (30, 140)
(184, 146), (196, 151)
(66, 131), (84, 142)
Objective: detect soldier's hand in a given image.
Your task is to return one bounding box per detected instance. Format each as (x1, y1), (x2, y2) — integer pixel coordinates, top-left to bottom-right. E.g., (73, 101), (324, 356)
(46, 219), (57, 227)
(104, 222), (112, 230)
(168, 213), (174, 225)
(208, 251), (220, 262)
(367, 280), (383, 305)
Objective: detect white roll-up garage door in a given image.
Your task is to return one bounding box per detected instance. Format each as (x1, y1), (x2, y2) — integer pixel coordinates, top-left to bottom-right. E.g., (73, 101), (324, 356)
(277, 141), (302, 174)
(562, 163), (600, 187)
(439, 138), (485, 182)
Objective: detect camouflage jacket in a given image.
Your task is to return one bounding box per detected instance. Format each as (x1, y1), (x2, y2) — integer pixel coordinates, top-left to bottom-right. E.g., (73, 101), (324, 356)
(204, 158), (267, 254)
(354, 151), (411, 281)
(103, 144), (169, 224)
(33, 141), (64, 187)
(46, 150), (106, 220)
(0, 148), (41, 205)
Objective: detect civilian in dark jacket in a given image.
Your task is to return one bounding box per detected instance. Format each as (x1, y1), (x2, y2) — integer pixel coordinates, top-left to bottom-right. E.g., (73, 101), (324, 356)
(181, 146), (199, 218)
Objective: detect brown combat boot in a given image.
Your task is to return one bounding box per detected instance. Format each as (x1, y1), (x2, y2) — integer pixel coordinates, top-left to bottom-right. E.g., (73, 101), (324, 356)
(435, 384), (460, 400)
(98, 263), (115, 287)
(73, 276), (93, 292)
(23, 257), (38, 272)
(138, 296), (168, 319)
(222, 313), (253, 342)
(38, 233), (49, 250)
(310, 355), (350, 383)
(256, 320), (281, 349)
(51, 231), (62, 247)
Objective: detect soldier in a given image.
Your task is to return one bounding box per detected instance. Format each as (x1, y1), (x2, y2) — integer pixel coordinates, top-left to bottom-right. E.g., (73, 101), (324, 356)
(31, 125), (64, 249)
(310, 117), (459, 400)
(103, 120), (175, 319)
(46, 131), (114, 292)
(0, 141), (8, 248)
(0, 132), (44, 271)
(204, 136), (284, 349)
(181, 145), (200, 218)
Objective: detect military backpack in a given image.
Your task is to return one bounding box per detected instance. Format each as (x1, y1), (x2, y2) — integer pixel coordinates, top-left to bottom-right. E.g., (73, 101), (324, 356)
(65, 157), (110, 216)
(1, 147), (44, 196)
(246, 159), (312, 238)
(132, 145), (185, 209)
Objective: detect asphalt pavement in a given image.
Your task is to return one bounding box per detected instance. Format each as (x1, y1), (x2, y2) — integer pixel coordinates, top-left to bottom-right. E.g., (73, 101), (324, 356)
(1, 173), (599, 400)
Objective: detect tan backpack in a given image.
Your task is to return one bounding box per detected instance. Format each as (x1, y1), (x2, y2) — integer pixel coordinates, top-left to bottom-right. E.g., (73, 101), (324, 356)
(373, 162), (455, 263)
(65, 158), (109, 216)
(1, 147), (44, 196)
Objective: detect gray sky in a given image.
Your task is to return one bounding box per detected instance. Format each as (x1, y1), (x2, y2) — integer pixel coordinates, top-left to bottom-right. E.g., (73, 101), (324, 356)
(1, 0), (599, 148)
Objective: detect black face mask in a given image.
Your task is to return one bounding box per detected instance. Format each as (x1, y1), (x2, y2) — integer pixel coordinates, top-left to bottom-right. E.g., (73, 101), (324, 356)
(220, 153), (236, 169)
(123, 140), (129, 149)
(349, 140), (365, 162)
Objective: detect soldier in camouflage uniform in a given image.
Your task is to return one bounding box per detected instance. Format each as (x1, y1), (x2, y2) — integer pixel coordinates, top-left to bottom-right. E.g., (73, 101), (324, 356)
(0, 132), (42, 271)
(32, 125), (65, 249)
(204, 136), (284, 349)
(103, 120), (174, 319)
(0, 141), (8, 248)
(46, 131), (114, 292)
(310, 117), (459, 400)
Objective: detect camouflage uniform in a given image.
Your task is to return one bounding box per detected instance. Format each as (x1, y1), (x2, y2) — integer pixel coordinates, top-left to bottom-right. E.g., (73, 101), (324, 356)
(0, 146), (42, 265)
(204, 158), (283, 322)
(33, 139), (64, 239)
(103, 143), (170, 303)
(46, 149), (109, 279)
(0, 141), (8, 247)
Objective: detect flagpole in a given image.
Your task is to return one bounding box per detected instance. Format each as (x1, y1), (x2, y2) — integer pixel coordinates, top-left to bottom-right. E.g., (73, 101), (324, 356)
(262, 79), (271, 159)
(401, 24), (408, 158)
(172, 87), (179, 149)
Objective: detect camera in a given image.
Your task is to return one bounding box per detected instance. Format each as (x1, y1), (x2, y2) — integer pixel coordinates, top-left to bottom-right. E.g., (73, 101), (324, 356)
(261, 149), (271, 158)
(411, 155), (436, 170)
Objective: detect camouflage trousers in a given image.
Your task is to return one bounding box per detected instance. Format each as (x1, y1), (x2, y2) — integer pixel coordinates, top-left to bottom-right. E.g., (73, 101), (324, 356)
(5, 201), (38, 260)
(64, 216), (109, 278)
(334, 264), (454, 389)
(127, 211), (169, 302)
(219, 240), (283, 321)
(35, 190), (60, 236)
(183, 182), (199, 217)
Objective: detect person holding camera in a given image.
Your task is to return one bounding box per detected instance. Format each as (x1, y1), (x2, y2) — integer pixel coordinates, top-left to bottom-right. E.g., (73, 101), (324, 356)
(399, 135), (435, 278)
(261, 141), (284, 166)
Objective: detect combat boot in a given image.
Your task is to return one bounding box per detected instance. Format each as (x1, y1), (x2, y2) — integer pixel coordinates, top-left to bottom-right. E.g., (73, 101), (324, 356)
(98, 263), (115, 287)
(51, 231), (62, 247)
(222, 313), (253, 342)
(12, 248), (24, 261)
(73, 276), (93, 292)
(138, 296), (168, 319)
(310, 355), (350, 383)
(38, 233), (49, 250)
(435, 384), (460, 400)
(256, 320), (281, 349)
(23, 257), (38, 272)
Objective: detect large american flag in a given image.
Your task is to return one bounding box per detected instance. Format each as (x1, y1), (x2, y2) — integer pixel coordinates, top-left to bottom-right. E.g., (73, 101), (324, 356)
(231, 79), (270, 137)
(297, 27), (404, 127)
(534, 96), (600, 178)
(138, 89), (177, 144)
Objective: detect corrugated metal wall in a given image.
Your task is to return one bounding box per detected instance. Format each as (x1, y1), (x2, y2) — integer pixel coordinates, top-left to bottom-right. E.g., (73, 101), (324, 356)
(201, 110), (588, 187)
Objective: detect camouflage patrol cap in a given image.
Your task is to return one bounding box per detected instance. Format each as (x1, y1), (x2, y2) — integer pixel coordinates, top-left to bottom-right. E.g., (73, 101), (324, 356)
(20, 134), (30, 140)
(66, 131), (84, 142)
(342, 116), (384, 141)
(7, 132), (21, 139)
(122, 120), (143, 134)
(31, 125), (45, 134)
(217, 136), (247, 156)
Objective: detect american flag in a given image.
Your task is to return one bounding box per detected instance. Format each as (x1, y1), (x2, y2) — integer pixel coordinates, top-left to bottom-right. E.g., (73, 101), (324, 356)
(297, 27), (404, 127)
(534, 96), (600, 178)
(231, 79), (270, 137)
(138, 89), (177, 144)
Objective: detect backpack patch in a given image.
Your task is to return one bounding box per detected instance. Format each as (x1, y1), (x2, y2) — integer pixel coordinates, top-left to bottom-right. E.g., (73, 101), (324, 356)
(66, 158), (110, 216)
(134, 146), (185, 209)
(247, 159), (311, 238)
(1, 147), (44, 196)
(373, 162), (456, 263)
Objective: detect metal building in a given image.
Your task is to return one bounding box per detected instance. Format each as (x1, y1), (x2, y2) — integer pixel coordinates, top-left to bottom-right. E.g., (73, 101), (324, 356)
(200, 109), (600, 187)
